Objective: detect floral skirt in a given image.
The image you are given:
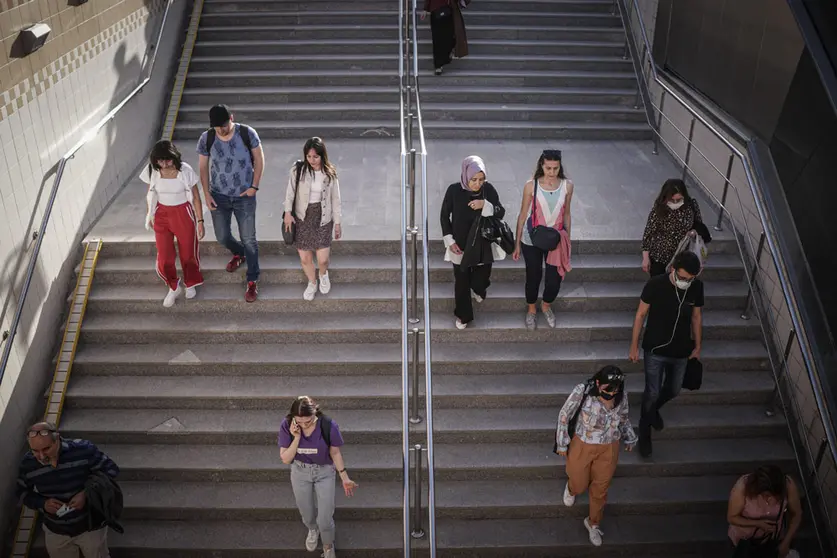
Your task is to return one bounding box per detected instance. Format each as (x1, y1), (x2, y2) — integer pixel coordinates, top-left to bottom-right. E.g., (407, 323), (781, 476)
(296, 203), (333, 251)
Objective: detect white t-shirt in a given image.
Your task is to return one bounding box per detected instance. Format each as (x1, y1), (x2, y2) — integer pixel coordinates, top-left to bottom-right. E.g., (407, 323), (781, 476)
(309, 170), (325, 204)
(140, 162), (198, 206)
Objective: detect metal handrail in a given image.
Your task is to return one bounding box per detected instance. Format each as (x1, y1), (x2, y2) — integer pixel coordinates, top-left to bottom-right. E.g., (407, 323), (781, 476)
(409, 0), (437, 554)
(614, 0), (835, 552)
(0, 0), (175, 384)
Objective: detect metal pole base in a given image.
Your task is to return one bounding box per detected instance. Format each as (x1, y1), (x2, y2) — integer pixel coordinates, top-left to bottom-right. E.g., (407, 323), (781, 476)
(411, 529), (426, 539)
(409, 416), (423, 424)
(408, 318), (420, 324)
(713, 225), (723, 232)
(740, 313), (751, 320)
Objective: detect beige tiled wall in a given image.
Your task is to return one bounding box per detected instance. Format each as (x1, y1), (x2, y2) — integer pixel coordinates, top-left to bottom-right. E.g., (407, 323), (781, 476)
(632, 0), (837, 543)
(0, 0), (189, 537)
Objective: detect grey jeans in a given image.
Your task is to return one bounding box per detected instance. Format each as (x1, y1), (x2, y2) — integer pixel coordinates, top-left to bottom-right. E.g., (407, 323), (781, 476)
(291, 461), (337, 545)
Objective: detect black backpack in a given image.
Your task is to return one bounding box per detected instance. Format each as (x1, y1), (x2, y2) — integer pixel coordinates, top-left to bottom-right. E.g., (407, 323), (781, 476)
(206, 123), (255, 165)
(553, 381), (594, 454)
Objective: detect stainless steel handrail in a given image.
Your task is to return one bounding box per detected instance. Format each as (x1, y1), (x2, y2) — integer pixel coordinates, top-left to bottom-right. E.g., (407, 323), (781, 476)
(409, 0), (437, 553)
(615, 0), (835, 552)
(0, 0), (175, 384)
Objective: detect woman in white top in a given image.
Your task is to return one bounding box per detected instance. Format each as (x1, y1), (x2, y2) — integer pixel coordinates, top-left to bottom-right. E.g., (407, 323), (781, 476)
(140, 140), (205, 307)
(512, 149), (574, 330)
(283, 137), (343, 301)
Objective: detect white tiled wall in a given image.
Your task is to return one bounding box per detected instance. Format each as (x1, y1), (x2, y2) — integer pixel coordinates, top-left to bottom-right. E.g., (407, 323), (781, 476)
(0, 0), (188, 535)
(632, 0), (837, 541)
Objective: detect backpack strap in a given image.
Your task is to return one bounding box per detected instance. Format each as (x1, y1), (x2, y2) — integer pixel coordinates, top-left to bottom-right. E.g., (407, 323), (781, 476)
(238, 124), (255, 166)
(205, 128), (216, 156)
(319, 415), (332, 448)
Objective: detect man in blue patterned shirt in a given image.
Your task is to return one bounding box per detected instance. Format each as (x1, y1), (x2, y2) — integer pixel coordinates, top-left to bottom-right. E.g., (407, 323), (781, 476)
(197, 104), (265, 302)
(17, 422), (119, 557)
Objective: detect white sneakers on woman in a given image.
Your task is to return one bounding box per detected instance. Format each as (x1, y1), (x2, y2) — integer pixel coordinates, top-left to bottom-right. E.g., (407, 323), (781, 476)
(304, 281), (318, 301)
(562, 482), (575, 507)
(163, 281), (182, 308)
(319, 272), (331, 294)
(303, 273), (332, 301)
(584, 517), (603, 547)
(305, 529), (319, 552)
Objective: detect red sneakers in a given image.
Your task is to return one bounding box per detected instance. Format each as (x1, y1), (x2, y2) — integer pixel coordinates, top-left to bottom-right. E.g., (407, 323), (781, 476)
(226, 255), (245, 272)
(245, 281), (258, 303)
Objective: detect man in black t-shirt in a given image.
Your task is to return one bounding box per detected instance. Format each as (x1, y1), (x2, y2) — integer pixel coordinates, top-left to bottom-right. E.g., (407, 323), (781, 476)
(629, 251), (704, 457)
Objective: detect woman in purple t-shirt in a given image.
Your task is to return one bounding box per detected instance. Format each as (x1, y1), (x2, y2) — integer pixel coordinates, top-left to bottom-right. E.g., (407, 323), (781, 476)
(279, 396), (358, 558)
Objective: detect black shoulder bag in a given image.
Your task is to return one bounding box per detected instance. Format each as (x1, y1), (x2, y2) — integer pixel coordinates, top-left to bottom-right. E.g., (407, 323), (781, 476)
(528, 178), (561, 252)
(282, 161), (303, 246)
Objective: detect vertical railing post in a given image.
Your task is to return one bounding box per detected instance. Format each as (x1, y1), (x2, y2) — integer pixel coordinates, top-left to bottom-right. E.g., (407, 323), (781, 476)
(653, 90), (666, 156)
(411, 444), (425, 539)
(408, 149), (419, 324)
(681, 117), (697, 181)
(741, 232), (766, 320)
(714, 153), (735, 231)
(410, 328), (422, 424)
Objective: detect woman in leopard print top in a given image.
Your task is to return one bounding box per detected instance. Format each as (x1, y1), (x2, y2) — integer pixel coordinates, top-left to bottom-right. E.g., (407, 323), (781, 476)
(641, 179), (702, 276)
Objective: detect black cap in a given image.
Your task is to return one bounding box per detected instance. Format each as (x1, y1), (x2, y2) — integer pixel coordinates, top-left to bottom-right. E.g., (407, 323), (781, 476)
(209, 104), (231, 127)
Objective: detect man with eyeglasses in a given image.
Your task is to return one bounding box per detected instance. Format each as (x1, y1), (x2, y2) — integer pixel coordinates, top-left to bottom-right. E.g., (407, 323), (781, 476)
(629, 251), (704, 457)
(16, 422), (119, 557)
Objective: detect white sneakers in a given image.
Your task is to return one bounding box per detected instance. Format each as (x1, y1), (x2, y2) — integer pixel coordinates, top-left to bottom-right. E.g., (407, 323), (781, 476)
(562, 482), (575, 507)
(185, 286), (197, 299)
(319, 272), (331, 294)
(584, 517), (603, 546)
(455, 318), (467, 330)
(470, 290), (483, 303)
(163, 282), (182, 308)
(303, 281), (318, 301)
(305, 528), (319, 552)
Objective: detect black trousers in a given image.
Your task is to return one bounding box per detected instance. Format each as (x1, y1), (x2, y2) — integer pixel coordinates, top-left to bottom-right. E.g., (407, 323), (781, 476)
(430, 10), (455, 68)
(522, 243), (562, 304)
(453, 263), (491, 323)
(649, 259), (667, 277)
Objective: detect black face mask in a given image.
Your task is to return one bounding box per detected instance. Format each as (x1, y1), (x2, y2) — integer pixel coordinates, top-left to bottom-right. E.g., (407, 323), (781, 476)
(599, 391), (617, 401)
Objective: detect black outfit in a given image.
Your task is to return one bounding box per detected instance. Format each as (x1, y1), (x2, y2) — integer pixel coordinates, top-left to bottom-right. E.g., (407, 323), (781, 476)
(426, 0), (455, 69)
(640, 273), (704, 358)
(440, 182), (505, 323)
(84, 471), (124, 534)
(522, 243), (563, 304)
(649, 260), (668, 277)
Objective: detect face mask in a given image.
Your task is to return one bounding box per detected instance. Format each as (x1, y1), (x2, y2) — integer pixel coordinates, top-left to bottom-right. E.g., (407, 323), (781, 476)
(667, 200), (684, 210)
(599, 391), (617, 401)
(672, 272), (692, 290)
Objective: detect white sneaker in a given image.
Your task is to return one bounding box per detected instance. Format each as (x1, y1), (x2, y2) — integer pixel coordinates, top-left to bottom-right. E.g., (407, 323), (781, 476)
(303, 281), (317, 301)
(471, 290), (483, 303)
(562, 482), (575, 507)
(305, 528), (319, 552)
(185, 286), (197, 299)
(584, 517), (603, 546)
(163, 282), (182, 308)
(319, 272), (331, 294)
(455, 318), (467, 330)
(322, 546), (336, 558)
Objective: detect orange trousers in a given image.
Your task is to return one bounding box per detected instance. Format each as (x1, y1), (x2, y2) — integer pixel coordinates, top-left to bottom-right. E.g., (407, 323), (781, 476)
(565, 437), (620, 525)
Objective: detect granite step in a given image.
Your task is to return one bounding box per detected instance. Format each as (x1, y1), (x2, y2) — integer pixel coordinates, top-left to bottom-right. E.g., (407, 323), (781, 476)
(57, 404), (784, 445)
(201, 0), (615, 13)
(185, 69), (400, 88)
(181, 85), (401, 105)
(422, 119), (653, 140)
(75, 310), (759, 345)
(197, 24), (400, 41)
(418, 103), (647, 123)
(172, 120), (400, 140)
(176, 103), (401, 122)
(70, 340), (769, 376)
(188, 54), (399, 73)
(62, 371), (774, 410)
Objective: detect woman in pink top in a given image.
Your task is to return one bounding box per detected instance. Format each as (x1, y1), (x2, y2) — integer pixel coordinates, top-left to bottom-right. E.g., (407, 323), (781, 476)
(727, 465), (802, 557)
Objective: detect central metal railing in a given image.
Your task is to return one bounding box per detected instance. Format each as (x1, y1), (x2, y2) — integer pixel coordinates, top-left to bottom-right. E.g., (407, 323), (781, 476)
(399, 0), (437, 555)
(614, 0), (835, 553)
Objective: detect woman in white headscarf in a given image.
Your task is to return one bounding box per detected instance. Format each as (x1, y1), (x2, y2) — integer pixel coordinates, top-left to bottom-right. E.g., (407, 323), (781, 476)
(440, 156), (506, 329)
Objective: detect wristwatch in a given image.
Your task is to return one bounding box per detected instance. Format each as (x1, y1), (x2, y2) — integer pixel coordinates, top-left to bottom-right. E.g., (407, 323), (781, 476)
(251, 186), (259, 191)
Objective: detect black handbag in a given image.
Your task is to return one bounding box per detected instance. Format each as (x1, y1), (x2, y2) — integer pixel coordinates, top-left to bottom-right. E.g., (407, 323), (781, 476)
(528, 179), (561, 252)
(553, 381), (593, 454)
(682, 358), (703, 390)
(282, 161), (303, 246)
(431, 4), (452, 19)
(481, 216), (515, 254)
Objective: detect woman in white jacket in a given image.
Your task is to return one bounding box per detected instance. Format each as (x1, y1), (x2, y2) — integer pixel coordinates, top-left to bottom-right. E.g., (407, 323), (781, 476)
(141, 140), (205, 307)
(283, 137), (343, 301)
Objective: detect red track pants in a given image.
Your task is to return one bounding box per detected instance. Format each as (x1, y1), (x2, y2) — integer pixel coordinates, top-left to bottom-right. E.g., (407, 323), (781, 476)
(153, 203), (203, 290)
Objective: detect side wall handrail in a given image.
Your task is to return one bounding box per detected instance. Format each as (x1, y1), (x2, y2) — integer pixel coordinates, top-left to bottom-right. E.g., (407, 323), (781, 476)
(0, 0), (175, 384)
(615, 0), (836, 553)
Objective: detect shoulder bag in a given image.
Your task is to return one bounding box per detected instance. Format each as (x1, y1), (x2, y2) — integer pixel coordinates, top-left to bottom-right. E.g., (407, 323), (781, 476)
(529, 178), (561, 252)
(282, 161), (303, 246)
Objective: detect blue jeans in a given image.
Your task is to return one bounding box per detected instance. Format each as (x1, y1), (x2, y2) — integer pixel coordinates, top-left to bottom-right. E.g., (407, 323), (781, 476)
(210, 193), (259, 282)
(640, 351), (687, 432)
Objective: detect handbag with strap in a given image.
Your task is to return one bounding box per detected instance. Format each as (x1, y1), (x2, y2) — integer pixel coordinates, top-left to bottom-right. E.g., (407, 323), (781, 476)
(528, 178), (561, 252)
(431, 1), (452, 19)
(283, 161), (303, 246)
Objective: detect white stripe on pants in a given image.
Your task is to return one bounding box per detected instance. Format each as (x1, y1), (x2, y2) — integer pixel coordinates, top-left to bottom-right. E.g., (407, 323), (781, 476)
(291, 461), (337, 545)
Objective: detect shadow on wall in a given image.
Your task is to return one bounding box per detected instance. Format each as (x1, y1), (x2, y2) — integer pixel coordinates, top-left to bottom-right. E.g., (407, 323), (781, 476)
(0, 0), (177, 548)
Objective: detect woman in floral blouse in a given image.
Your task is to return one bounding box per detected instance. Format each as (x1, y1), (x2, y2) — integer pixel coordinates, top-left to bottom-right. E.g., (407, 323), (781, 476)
(641, 178), (703, 276)
(555, 366), (637, 547)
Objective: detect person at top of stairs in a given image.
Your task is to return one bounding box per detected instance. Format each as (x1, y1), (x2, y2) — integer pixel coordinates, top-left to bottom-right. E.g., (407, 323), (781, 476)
(555, 366), (637, 547)
(141, 140), (205, 308)
(283, 137), (343, 302)
(421, 0), (470, 75)
(512, 149), (574, 331)
(629, 250), (704, 458)
(197, 104), (264, 303)
(279, 396), (358, 558)
(440, 155), (506, 330)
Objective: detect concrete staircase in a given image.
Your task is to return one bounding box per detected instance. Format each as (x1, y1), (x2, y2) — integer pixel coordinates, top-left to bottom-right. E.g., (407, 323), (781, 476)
(418, 0), (653, 139)
(172, 0), (401, 140)
(31, 236), (796, 556)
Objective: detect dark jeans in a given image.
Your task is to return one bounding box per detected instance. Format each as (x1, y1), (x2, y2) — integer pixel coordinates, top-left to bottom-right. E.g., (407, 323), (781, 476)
(453, 263), (491, 323)
(639, 351), (687, 433)
(649, 259), (667, 277)
(521, 243), (563, 304)
(210, 193), (259, 282)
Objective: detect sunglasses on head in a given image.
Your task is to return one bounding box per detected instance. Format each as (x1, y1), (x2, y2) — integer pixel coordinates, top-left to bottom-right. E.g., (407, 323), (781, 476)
(542, 149), (562, 160)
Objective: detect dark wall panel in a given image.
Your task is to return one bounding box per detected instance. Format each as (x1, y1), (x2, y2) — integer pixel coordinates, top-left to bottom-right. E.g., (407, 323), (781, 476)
(654, 0), (803, 139)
